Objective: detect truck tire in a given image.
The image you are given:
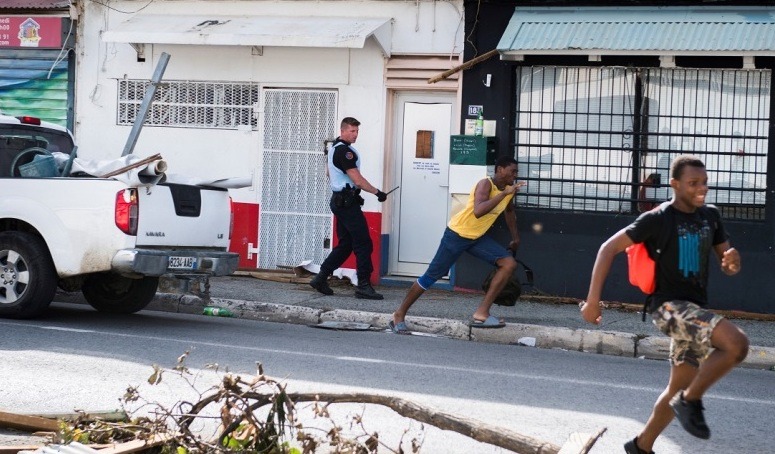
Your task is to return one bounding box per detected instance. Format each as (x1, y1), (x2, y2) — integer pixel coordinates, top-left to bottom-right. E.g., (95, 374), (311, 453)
(0, 231), (57, 319)
(82, 273), (159, 314)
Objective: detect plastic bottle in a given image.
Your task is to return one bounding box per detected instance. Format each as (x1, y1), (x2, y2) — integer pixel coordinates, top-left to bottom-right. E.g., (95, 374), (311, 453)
(474, 109), (484, 137)
(203, 306), (234, 317)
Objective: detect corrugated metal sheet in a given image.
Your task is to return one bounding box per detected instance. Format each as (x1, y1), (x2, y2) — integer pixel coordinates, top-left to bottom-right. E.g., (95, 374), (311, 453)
(498, 7), (775, 57)
(0, 0), (69, 9)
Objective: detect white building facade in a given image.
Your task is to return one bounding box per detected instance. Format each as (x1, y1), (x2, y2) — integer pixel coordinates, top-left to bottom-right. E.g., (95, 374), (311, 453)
(72, 0), (464, 281)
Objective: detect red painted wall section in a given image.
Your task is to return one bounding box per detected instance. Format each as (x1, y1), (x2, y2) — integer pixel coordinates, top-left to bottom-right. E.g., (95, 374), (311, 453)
(229, 202), (382, 283)
(333, 211), (382, 285)
(229, 201), (259, 269)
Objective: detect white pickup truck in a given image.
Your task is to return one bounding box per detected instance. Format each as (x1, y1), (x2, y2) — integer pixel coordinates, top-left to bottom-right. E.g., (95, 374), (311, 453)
(0, 113), (238, 318)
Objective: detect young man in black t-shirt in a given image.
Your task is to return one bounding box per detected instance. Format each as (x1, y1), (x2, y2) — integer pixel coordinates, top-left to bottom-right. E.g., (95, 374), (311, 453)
(580, 155), (749, 454)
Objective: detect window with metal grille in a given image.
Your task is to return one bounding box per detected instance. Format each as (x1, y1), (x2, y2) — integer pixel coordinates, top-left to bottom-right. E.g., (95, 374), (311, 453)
(117, 80), (258, 129)
(514, 66), (770, 221)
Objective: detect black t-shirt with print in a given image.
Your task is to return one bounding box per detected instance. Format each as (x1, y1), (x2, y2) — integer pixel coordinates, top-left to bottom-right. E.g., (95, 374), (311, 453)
(331, 140), (358, 173)
(625, 203), (727, 308)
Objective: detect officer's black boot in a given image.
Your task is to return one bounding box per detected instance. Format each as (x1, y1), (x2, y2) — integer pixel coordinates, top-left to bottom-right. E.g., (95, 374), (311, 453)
(355, 282), (383, 300)
(309, 273), (333, 296)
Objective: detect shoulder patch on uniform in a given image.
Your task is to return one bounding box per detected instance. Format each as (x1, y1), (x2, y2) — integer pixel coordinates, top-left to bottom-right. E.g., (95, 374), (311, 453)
(345, 151), (354, 160)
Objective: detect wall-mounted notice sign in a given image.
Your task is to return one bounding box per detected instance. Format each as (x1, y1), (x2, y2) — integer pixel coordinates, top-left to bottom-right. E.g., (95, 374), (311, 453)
(412, 160), (441, 174)
(0, 16), (63, 48)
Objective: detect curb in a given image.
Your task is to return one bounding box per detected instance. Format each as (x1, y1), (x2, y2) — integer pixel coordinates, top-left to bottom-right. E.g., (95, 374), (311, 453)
(138, 293), (775, 371)
(54, 291), (775, 370)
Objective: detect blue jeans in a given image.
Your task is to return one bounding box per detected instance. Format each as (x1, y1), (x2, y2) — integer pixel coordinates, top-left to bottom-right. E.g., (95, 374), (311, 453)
(417, 228), (510, 289)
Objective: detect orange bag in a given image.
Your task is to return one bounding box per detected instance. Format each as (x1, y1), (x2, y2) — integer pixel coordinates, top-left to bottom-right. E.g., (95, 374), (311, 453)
(626, 201), (675, 295)
(626, 242), (656, 294)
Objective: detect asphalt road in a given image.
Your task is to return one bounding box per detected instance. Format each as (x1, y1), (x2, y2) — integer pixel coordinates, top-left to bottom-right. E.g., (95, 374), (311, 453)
(1, 302), (773, 453)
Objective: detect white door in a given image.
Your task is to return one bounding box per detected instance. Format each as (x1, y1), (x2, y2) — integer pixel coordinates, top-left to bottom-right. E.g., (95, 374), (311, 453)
(390, 93), (455, 276)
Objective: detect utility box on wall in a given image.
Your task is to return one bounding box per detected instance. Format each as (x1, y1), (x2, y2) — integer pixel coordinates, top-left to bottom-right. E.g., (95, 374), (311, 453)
(450, 135), (497, 166)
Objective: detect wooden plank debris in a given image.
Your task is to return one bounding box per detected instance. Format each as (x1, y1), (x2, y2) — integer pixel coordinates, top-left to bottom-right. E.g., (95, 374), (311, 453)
(0, 446), (41, 454)
(0, 411), (59, 432)
(234, 269), (355, 286)
(428, 49), (498, 84)
(558, 428), (607, 454)
(97, 434), (171, 453)
(237, 271), (311, 284)
(100, 154), (163, 178)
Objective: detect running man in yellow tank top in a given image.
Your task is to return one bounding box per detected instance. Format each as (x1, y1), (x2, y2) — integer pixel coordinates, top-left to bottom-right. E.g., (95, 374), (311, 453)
(388, 156), (524, 333)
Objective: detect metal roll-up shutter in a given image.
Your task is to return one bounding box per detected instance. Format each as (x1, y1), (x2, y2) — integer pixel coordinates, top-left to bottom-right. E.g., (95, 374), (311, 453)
(0, 47), (71, 126)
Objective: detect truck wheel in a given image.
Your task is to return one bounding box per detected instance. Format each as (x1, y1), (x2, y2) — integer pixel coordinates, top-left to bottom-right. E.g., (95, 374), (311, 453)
(82, 273), (159, 314)
(0, 231), (57, 319)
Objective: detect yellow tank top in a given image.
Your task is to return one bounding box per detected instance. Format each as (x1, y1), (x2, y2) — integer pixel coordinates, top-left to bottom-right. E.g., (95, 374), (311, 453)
(448, 178), (514, 239)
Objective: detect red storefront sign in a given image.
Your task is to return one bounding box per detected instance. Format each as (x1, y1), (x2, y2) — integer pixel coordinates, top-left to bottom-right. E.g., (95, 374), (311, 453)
(0, 16), (63, 48)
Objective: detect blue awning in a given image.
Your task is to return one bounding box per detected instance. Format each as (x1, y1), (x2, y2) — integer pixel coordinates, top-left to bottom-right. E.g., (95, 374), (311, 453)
(498, 7), (775, 60)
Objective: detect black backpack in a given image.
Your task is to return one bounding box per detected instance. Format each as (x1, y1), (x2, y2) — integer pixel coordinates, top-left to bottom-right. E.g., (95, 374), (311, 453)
(481, 254), (534, 306)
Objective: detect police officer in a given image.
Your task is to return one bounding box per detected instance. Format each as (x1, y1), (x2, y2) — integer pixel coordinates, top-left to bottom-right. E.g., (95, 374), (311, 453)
(310, 117), (387, 299)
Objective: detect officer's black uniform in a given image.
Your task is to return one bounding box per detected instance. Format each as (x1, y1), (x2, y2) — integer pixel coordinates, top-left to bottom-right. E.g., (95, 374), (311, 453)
(310, 137), (383, 299)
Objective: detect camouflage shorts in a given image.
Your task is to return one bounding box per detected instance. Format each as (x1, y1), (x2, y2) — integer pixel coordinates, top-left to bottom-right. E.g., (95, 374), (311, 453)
(651, 300), (723, 367)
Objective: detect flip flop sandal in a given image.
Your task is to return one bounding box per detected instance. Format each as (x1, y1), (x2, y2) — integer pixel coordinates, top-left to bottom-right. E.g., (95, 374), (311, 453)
(469, 315), (506, 328)
(388, 320), (411, 334)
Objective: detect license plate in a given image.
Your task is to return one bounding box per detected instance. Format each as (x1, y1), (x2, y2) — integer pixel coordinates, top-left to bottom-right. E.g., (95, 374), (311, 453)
(169, 256), (196, 270)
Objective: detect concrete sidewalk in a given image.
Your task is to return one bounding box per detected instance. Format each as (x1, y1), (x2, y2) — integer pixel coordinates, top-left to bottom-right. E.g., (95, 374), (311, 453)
(106, 273), (775, 371)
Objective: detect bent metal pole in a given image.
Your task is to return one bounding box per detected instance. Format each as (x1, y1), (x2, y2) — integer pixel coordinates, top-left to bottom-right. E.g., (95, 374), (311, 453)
(121, 52), (171, 157)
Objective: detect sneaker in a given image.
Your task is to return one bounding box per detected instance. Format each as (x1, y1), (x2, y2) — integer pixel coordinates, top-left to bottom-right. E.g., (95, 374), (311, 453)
(309, 274), (333, 296)
(670, 391), (710, 439)
(355, 283), (383, 300)
(624, 437), (654, 454)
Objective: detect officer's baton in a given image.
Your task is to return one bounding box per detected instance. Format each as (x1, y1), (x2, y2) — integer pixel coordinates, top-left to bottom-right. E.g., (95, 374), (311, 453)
(385, 186), (399, 196)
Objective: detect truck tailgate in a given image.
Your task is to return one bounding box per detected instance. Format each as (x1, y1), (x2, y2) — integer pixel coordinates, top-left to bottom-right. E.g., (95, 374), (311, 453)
(135, 183), (231, 248)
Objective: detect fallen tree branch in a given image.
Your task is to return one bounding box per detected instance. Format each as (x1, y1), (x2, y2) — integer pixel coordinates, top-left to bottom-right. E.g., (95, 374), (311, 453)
(25, 410), (128, 423)
(243, 391), (561, 454)
(60, 359), (597, 454)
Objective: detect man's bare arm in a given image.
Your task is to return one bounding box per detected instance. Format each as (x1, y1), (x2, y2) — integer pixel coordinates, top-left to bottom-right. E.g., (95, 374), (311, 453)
(580, 229), (633, 324)
(345, 168), (380, 195)
(472, 179), (517, 218)
(504, 201), (520, 251)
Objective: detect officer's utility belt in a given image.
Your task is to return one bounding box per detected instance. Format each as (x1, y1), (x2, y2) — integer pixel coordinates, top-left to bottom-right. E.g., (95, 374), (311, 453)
(332, 187), (364, 208)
